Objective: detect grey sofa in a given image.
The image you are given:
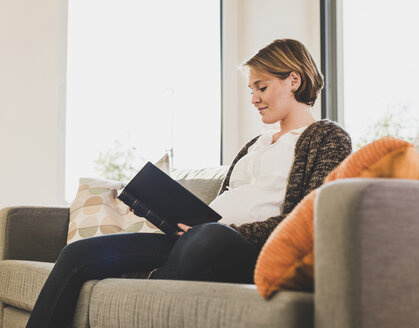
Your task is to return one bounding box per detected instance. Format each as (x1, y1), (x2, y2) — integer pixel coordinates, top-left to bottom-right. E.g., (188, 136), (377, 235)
(0, 167), (418, 327)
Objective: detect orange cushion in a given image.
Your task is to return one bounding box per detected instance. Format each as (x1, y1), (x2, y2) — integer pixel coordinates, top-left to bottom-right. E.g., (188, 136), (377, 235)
(254, 137), (419, 299)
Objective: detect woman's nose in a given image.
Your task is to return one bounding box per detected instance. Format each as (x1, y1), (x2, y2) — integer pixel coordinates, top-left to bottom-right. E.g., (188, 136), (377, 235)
(251, 93), (260, 105)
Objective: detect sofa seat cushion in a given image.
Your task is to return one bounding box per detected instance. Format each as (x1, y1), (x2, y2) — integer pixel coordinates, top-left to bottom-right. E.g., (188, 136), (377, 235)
(0, 259), (100, 327)
(0, 260), (53, 311)
(89, 279), (313, 328)
(3, 305), (30, 328)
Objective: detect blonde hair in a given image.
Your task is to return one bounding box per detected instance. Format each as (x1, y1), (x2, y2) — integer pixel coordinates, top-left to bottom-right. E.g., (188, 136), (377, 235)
(245, 39), (324, 106)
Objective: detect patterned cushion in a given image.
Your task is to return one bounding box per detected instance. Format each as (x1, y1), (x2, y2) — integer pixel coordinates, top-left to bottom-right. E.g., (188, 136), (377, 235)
(67, 155), (171, 243)
(67, 177), (162, 243)
(254, 137), (419, 299)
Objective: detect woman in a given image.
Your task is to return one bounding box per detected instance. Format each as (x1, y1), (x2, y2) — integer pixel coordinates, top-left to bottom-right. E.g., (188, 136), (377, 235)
(27, 39), (351, 327)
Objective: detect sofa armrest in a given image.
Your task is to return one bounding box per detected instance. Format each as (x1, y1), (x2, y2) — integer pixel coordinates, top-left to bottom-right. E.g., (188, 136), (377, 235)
(314, 178), (419, 328)
(0, 206), (69, 262)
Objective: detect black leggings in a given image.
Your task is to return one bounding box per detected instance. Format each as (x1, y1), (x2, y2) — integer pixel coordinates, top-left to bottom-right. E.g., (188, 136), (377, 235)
(26, 223), (258, 328)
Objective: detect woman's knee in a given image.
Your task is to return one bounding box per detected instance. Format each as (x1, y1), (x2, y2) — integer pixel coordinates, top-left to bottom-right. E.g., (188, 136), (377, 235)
(59, 233), (132, 261)
(180, 223), (255, 257)
(190, 222), (236, 238)
(57, 236), (103, 266)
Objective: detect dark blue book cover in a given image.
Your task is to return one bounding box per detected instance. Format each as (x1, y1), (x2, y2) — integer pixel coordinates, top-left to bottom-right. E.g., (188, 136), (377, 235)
(118, 162), (221, 237)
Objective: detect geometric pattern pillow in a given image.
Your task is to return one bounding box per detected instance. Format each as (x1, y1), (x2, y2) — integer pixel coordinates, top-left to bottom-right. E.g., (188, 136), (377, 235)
(254, 137), (419, 299)
(67, 177), (163, 244)
(67, 154), (171, 244)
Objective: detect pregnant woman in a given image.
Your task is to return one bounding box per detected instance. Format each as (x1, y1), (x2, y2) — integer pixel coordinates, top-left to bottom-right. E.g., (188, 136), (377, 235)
(27, 38), (351, 328)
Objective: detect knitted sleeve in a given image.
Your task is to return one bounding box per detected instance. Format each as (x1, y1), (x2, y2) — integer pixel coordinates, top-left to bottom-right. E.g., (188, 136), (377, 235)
(229, 124), (352, 250)
(299, 124), (353, 199)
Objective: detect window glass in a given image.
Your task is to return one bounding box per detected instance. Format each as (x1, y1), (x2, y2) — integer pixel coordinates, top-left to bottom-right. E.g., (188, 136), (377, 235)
(66, 0), (221, 201)
(343, 0), (419, 150)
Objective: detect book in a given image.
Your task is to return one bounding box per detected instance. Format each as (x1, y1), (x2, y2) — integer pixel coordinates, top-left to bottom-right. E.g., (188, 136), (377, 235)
(118, 162), (222, 238)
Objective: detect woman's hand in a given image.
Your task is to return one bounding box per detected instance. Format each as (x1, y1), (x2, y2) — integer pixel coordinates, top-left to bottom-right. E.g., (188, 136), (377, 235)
(177, 223), (192, 236)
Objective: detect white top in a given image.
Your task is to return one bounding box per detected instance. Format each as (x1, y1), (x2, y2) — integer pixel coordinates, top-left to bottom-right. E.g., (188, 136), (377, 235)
(209, 126), (307, 226)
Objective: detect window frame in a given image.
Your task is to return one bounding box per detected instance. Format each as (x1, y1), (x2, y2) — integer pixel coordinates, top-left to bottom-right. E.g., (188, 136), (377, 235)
(320, 0), (343, 124)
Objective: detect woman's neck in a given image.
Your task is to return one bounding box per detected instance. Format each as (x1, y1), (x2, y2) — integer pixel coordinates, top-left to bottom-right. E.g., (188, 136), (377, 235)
(272, 104), (316, 143)
(279, 103), (316, 133)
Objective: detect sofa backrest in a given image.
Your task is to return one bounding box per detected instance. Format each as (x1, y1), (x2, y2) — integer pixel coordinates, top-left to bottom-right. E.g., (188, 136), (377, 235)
(172, 166), (229, 205)
(0, 166), (229, 263)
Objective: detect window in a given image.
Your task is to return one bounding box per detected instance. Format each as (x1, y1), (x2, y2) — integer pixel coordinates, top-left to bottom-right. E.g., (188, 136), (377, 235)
(66, 0), (221, 201)
(342, 0), (419, 149)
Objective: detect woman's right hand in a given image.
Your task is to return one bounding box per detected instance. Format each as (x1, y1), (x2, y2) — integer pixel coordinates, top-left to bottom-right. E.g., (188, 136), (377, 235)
(177, 223), (192, 236)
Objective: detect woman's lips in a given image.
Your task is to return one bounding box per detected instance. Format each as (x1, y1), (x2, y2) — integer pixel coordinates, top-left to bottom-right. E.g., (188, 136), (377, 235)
(258, 107), (267, 113)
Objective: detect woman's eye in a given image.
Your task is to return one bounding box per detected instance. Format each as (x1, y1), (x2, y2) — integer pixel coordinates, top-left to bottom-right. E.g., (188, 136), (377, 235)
(250, 86), (267, 95)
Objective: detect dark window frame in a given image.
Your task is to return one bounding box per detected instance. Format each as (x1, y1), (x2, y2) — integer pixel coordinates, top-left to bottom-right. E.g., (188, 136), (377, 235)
(220, 0), (224, 164)
(320, 0), (340, 121)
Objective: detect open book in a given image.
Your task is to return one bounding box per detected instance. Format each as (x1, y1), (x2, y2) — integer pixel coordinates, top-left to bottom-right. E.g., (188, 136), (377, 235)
(118, 162), (222, 237)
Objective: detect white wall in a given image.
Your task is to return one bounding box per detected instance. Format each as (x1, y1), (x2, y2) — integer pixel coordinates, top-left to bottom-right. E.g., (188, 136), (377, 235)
(0, 0), (68, 207)
(222, 0), (321, 164)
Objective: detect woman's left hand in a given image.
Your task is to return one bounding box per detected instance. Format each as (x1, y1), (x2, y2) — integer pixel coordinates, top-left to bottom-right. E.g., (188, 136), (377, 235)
(177, 223), (192, 236)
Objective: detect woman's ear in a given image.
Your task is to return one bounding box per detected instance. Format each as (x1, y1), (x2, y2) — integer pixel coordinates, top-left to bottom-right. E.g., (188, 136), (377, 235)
(289, 71), (301, 91)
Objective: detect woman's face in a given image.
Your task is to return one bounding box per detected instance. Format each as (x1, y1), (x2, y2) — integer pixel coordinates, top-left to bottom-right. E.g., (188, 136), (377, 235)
(248, 68), (296, 124)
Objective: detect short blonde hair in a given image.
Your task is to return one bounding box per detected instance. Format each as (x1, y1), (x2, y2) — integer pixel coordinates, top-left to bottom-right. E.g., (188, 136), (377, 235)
(245, 39), (324, 106)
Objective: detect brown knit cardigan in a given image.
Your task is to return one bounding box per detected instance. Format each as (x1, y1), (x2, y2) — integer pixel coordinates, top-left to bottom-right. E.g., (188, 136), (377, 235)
(218, 119), (352, 250)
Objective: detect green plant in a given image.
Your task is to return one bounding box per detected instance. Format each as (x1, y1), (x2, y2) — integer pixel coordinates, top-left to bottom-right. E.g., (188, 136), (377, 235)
(94, 140), (143, 182)
(355, 106), (418, 150)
